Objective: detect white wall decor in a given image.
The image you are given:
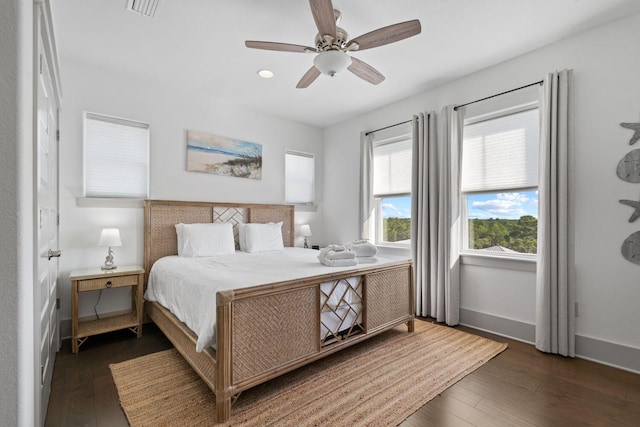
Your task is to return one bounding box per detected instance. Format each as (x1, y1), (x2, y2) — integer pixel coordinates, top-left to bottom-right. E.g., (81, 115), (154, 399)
(622, 231), (640, 265)
(619, 198), (640, 222)
(616, 149), (640, 183)
(620, 122), (640, 145)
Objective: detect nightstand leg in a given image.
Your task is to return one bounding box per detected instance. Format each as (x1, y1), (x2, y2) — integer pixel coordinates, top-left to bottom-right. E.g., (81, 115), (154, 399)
(135, 273), (144, 338)
(72, 280), (79, 353)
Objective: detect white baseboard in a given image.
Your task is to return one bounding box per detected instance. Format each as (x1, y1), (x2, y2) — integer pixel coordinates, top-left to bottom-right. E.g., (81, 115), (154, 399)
(575, 334), (640, 374)
(460, 308), (640, 374)
(459, 308), (535, 343)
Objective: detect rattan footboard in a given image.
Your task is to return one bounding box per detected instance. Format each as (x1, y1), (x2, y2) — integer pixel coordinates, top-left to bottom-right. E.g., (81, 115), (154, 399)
(143, 200), (414, 423)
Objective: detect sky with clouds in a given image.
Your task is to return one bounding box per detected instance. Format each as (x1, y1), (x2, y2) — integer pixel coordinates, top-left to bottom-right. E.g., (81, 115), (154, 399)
(380, 191), (538, 220)
(467, 190), (538, 219)
(381, 196), (411, 219)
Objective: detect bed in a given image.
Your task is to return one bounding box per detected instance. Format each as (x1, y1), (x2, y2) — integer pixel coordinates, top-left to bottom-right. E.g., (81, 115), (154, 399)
(143, 199), (414, 422)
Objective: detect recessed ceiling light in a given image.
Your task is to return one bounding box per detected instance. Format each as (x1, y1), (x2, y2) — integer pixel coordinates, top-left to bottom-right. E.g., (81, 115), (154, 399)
(257, 69), (274, 79)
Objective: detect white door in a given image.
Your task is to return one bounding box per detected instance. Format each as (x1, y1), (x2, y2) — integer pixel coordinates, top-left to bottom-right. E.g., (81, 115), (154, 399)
(36, 35), (60, 424)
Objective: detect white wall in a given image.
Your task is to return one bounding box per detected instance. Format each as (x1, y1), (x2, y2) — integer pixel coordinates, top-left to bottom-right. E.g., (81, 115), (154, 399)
(0, 0), (36, 425)
(323, 14), (640, 361)
(58, 59), (323, 326)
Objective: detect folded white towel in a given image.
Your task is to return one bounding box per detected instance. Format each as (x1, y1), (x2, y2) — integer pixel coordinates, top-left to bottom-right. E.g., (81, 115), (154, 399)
(346, 240), (378, 257)
(320, 257), (358, 267)
(357, 256), (378, 264)
(318, 245), (358, 267)
(318, 246), (356, 262)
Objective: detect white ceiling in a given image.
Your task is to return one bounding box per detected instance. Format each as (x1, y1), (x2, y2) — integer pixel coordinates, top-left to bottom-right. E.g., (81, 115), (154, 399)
(52, 0), (640, 128)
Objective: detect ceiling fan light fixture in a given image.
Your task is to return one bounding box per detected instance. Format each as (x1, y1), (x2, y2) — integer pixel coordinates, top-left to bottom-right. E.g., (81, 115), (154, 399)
(313, 50), (352, 77)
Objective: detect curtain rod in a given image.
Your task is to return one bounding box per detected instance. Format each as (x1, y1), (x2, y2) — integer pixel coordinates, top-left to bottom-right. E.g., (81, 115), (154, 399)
(365, 120), (412, 136)
(453, 80), (544, 111)
(364, 80), (543, 133)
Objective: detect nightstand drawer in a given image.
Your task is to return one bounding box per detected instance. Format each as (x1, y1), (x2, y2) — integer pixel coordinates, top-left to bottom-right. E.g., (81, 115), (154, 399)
(78, 274), (139, 291)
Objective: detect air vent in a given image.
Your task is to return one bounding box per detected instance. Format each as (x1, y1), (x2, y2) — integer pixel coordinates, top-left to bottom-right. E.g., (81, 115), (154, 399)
(126, 0), (159, 17)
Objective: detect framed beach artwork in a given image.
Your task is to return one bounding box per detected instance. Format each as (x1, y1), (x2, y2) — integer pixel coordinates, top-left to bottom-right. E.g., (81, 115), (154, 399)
(186, 130), (263, 180)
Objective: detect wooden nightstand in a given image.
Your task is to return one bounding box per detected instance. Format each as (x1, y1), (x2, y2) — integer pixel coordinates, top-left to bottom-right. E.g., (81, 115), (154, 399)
(70, 265), (145, 353)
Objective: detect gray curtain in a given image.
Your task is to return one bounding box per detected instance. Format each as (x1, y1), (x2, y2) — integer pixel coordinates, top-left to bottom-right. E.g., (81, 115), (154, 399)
(411, 108), (461, 325)
(536, 69), (575, 357)
(359, 131), (374, 240)
(411, 112), (439, 318)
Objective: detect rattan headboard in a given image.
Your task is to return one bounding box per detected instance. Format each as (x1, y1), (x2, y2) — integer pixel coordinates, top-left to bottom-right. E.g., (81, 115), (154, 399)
(143, 200), (295, 284)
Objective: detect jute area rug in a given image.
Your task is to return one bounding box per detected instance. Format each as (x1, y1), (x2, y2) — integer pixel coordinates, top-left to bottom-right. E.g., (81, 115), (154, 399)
(110, 320), (507, 426)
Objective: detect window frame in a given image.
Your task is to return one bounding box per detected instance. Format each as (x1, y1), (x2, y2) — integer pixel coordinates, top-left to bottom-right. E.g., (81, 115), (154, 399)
(82, 111), (150, 199)
(284, 149), (315, 206)
(459, 102), (540, 260)
(371, 132), (412, 249)
(373, 193), (412, 248)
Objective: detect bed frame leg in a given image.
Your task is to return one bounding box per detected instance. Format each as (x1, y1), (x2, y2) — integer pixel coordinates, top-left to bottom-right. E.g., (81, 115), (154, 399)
(216, 395), (231, 423)
(216, 294), (233, 423)
(407, 318), (415, 332)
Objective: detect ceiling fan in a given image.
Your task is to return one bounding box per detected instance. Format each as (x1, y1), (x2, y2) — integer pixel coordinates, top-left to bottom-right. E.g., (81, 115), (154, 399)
(245, 0), (421, 88)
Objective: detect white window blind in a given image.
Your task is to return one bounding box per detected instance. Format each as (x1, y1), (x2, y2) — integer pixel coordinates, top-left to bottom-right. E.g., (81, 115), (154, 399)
(285, 150), (314, 204)
(84, 112), (149, 198)
(373, 138), (412, 195)
(461, 108), (539, 192)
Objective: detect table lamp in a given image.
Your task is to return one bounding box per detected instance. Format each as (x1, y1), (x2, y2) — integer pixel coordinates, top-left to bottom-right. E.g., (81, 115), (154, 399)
(98, 228), (122, 270)
(300, 224), (312, 249)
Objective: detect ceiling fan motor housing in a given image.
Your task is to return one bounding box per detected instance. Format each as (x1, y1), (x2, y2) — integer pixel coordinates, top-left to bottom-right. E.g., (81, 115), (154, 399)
(315, 26), (348, 52)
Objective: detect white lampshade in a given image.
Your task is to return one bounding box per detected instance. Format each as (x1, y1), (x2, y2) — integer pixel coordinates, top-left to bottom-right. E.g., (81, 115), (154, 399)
(98, 228), (122, 247)
(300, 224), (312, 237)
(313, 51), (352, 77)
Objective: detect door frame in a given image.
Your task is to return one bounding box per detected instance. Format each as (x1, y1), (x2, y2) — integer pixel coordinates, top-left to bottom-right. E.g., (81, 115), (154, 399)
(33, 0), (62, 425)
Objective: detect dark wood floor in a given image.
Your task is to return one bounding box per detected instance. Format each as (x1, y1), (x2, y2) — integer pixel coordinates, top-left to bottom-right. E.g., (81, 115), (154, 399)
(45, 321), (640, 427)
(44, 324), (173, 427)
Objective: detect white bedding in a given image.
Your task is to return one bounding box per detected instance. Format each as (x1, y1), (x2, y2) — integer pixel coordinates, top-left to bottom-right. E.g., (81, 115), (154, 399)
(145, 247), (400, 352)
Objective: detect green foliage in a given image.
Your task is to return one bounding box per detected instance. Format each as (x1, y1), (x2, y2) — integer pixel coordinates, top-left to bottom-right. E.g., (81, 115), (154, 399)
(469, 215), (537, 254)
(380, 215), (537, 253)
(383, 217), (411, 242)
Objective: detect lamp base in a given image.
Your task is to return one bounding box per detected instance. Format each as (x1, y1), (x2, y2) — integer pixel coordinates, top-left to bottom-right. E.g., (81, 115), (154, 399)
(101, 264), (117, 271)
(304, 237), (309, 249)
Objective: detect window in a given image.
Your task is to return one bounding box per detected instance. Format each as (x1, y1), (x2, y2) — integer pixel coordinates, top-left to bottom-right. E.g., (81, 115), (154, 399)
(372, 131), (412, 247)
(83, 112), (149, 198)
(285, 150), (314, 205)
(461, 104), (539, 256)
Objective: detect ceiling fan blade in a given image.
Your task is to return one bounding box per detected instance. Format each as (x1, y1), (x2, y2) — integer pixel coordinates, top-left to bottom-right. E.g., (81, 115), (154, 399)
(347, 20), (421, 51)
(309, 0), (336, 38)
(245, 40), (315, 53)
(348, 57), (385, 85)
(296, 66), (322, 88)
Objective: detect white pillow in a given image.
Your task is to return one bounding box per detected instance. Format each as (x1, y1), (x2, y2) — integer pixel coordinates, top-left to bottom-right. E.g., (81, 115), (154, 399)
(176, 223), (185, 255)
(237, 223), (248, 251)
(244, 222), (284, 253)
(175, 222), (235, 257)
